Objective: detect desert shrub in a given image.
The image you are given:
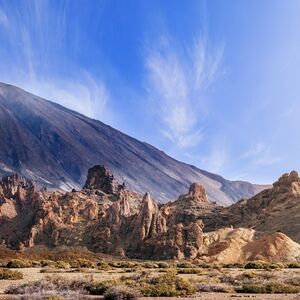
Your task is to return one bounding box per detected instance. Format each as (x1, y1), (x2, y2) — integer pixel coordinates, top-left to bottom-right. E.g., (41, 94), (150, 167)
(157, 262), (169, 268)
(40, 260), (56, 267)
(176, 262), (195, 268)
(268, 263), (284, 269)
(236, 271), (257, 281)
(0, 268), (23, 280)
(244, 261), (268, 269)
(6, 259), (29, 268)
(196, 262), (211, 269)
(141, 262), (159, 269)
(140, 270), (196, 297)
(66, 259), (95, 268)
(96, 261), (111, 271)
(46, 297), (65, 300)
(0, 260), (7, 267)
(86, 281), (111, 295)
(104, 286), (139, 300)
(5, 276), (89, 296)
(196, 283), (232, 293)
(109, 261), (137, 268)
(218, 274), (238, 285)
(31, 261), (42, 267)
(40, 268), (62, 274)
(285, 277), (300, 286)
(177, 268), (202, 274)
(236, 282), (300, 294)
(287, 262), (300, 268)
(55, 261), (70, 269)
(223, 263), (245, 268)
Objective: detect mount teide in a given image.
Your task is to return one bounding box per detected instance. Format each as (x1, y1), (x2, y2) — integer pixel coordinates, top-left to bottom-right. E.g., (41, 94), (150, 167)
(0, 82), (266, 204)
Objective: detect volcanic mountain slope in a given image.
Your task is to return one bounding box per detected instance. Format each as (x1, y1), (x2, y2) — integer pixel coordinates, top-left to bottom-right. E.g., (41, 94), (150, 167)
(0, 165), (299, 263)
(202, 171), (300, 244)
(0, 82), (267, 205)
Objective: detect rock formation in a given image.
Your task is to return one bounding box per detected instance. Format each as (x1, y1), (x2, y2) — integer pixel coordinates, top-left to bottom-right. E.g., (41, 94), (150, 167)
(0, 166), (299, 262)
(201, 171), (300, 244)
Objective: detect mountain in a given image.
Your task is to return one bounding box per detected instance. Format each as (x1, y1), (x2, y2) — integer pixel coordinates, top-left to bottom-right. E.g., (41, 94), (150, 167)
(0, 82), (267, 205)
(0, 166), (298, 263)
(201, 170), (300, 244)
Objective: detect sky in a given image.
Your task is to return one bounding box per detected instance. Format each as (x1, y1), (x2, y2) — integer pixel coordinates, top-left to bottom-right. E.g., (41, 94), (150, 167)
(0, 0), (299, 184)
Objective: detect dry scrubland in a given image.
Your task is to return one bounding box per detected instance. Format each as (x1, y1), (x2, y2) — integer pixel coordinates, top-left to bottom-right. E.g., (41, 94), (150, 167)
(1, 258), (300, 299)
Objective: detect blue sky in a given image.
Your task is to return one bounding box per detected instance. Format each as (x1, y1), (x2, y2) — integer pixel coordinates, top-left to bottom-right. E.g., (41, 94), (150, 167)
(0, 0), (299, 184)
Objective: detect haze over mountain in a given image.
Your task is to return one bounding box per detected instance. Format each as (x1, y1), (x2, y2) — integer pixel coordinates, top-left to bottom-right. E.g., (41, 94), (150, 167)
(0, 82), (267, 205)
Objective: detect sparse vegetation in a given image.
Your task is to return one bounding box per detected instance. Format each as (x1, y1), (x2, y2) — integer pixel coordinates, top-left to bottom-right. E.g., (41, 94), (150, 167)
(6, 259), (29, 268)
(196, 283), (233, 293)
(104, 286), (139, 300)
(140, 270), (196, 296)
(4, 257), (300, 298)
(236, 282), (300, 294)
(0, 268), (23, 280)
(177, 268), (202, 274)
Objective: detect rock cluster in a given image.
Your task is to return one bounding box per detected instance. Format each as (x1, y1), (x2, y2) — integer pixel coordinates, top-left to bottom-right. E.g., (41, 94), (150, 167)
(0, 167), (300, 262)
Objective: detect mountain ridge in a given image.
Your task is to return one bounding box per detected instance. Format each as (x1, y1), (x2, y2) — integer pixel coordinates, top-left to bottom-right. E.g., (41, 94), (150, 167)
(0, 82), (267, 204)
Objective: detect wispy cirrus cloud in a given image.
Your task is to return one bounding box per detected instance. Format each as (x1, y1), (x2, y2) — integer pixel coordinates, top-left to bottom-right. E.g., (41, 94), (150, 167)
(0, 1), (110, 120)
(145, 36), (223, 148)
(241, 143), (281, 166)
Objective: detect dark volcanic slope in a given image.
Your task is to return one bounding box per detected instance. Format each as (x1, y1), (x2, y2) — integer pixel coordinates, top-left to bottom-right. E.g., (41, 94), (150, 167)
(0, 82), (267, 204)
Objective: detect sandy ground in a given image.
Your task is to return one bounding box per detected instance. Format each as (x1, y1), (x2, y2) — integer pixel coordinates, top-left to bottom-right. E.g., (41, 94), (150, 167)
(1, 268), (300, 299)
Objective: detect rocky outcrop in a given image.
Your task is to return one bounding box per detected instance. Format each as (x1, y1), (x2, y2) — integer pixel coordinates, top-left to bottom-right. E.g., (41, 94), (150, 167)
(201, 228), (300, 263)
(83, 165), (125, 194)
(0, 166), (300, 262)
(201, 171), (300, 244)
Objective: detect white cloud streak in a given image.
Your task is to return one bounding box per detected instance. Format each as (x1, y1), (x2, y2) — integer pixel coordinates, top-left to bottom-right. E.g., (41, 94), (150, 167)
(0, 2), (110, 120)
(145, 36), (223, 148)
(241, 143), (281, 166)
(16, 73), (109, 119)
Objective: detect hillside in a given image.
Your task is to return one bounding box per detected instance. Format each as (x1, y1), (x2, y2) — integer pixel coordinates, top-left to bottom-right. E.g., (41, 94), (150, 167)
(0, 82), (267, 204)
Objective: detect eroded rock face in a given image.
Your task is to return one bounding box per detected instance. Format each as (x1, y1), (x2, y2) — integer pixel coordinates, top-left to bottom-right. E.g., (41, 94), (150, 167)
(83, 165), (125, 194)
(201, 171), (300, 244)
(0, 167), (300, 262)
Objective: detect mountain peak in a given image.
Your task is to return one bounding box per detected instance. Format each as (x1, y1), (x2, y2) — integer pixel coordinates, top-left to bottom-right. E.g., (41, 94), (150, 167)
(0, 83), (267, 204)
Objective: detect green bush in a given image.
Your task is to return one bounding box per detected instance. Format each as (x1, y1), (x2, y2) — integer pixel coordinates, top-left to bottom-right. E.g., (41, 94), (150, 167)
(0, 268), (23, 280)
